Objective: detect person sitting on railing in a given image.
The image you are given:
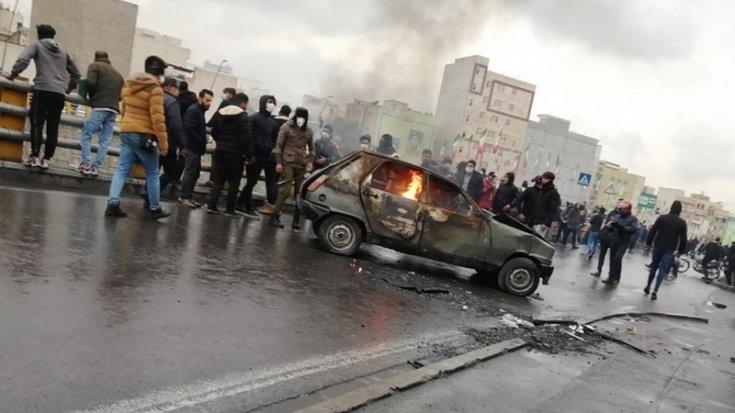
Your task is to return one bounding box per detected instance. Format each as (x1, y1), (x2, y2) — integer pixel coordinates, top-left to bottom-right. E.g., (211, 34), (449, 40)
(104, 55), (170, 220)
(2, 24), (81, 169)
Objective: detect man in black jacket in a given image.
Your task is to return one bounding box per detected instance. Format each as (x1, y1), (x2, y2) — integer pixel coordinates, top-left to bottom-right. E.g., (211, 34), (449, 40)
(314, 124), (342, 169)
(529, 171), (561, 238)
(178, 89), (213, 208)
(702, 238), (725, 272)
(644, 201), (687, 299)
(454, 159), (483, 203)
(592, 200), (639, 286)
(236, 94), (278, 217)
(207, 93), (252, 216)
(511, 175), (541, 224)
(493, 172), (520, 214)
(159, 77), (185, 192)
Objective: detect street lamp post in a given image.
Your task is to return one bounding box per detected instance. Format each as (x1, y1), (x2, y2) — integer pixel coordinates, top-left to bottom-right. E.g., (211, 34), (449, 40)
(210, 59), (228, 89)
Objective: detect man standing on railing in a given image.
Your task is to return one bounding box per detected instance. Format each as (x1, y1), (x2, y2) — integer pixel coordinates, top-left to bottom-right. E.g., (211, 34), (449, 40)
(104, 55), (170, 220)
(78, 51), (124, 176)
(178, 89), (214, 208)
(3, 24), (80, 169)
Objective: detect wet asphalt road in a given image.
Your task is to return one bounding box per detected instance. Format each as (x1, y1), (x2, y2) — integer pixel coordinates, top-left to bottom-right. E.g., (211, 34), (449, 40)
(0, 186), (725, 412)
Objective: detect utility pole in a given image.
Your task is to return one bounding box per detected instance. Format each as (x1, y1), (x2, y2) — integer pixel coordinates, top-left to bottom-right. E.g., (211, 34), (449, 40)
(210, 59), (227, 89)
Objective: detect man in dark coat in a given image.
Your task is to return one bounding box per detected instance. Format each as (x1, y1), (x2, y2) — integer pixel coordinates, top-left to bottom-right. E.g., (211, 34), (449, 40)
(529, 171), (561, 238)
(159, 77), (186, 192)
(511, 175), (542, 224)
(454, 159), (483, 203)
(644, 201), (687, 300)
(702, 238), (725, 272)
(561, 203), (583, 249)
(178, 89), (213, 208)
(592, 200), (639, 286)
(492, 172), (520, 214)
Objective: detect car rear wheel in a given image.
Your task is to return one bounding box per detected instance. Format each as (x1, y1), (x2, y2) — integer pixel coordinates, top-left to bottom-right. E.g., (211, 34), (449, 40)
(317, 215), (363, 256)
(498, 257), (540, 297)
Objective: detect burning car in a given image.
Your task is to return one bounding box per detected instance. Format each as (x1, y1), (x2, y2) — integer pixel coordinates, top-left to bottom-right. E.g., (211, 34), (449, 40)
(297, 151), (555, 297)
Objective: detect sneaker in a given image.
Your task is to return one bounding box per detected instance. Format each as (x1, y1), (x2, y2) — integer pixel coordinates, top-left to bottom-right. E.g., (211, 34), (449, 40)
(223, 210), (239, 217)
(643, 287), (650, 295)
(206, 207), (219, 215)
(590, 271), (601, 277)
(601, 278), (619, 286)
(269, 214), (284, 228)
(191, 200), (203, 209)
(587, 252), (594, 261)
(32, 157), (42, 167)
(23, 155), (38, 167)
(40, 158), (50, 169)
(241, 209), (260, 219)
(257, 204), (276, 215)
(202, 181), (214, 188)
(149, 208), (171, 220)
(78, 163), (90, 175)
(177, 199), (197, 208)
(105, 204), (128, 218)
(292, 224), (302, 233)
(89, 166), (99, 177)
(651, 292), (658, 300)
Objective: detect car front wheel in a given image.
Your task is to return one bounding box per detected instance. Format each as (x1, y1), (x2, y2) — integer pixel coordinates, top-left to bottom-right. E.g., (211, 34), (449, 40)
(498, 257), (540, 297)
(317, 215), (363, 256)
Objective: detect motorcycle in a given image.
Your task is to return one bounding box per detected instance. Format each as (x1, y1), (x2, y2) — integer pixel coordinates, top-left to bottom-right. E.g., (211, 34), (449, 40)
(693, 258), (723, 281)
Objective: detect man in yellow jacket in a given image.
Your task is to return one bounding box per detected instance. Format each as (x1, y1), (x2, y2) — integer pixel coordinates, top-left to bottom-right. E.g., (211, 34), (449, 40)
(105, 55), (170, 220)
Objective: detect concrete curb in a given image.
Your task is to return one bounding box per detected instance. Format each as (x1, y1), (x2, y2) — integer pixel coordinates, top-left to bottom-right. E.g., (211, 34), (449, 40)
(292, 338), (527, 413)
(712, 280), (735, 293)
(581, 311), (709, 325)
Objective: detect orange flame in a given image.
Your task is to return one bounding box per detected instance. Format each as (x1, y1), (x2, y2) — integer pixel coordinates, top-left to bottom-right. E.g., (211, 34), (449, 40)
(401, 171), (423, 200)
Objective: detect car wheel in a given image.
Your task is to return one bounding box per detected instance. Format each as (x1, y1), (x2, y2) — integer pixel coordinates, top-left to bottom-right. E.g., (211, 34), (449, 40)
(317, 215), (363, 256)
(498, 257), (540, 297)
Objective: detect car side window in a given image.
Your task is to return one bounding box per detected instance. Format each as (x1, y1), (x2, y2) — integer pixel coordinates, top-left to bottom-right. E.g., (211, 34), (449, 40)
(426, 175), (473, 215)
(370, 162), (424, 201)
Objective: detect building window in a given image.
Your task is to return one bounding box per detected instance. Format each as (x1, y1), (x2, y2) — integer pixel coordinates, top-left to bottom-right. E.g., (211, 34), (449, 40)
(508, 103), (514, 111)
(494, 100), (501, 107)
(482, 97), (489, 103)
(497, 84), (505, 93)
(471, 85), (478, 92)
(504, 119), (511, 126)
(465, 116), (470, 123)
(468, 99), (473, 107)
(511, 88), (517, 96)
(491, 115), (498, 123)
(479, 112), (486, 119)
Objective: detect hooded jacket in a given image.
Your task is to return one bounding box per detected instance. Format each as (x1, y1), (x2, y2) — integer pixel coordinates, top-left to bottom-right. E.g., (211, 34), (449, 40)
(85, 57), (124, 111)
(492, 175), (520, 213)
(589, 210), (605, 232)
(529, 183), (561, 226)
(178, 90), (198, 118)
(211, 105), (253, 158)
(119, 73), (168, 153)
(183, 103), (208, 155)
(563, 205), (583, 228)
(250, 95), (279, 158)
(10, 38), (81, 95)
(511, 185), (541, 220)
(163, 92), (185, 151)
(274, 108), (314, 167)
(646, 201), (687, 254)
(600, 209), (639, 246)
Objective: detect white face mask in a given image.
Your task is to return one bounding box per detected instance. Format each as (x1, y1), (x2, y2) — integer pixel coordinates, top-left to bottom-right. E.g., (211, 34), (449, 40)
(266, 102), (276, 113)
(296, 117), (306, 127)
(360, 143), (369, 150)
(465, 167), (475, 174)
(158, 75), (165, 84)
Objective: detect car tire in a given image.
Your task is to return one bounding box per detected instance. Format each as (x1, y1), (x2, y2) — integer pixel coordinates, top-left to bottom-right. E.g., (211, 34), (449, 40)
(498, 257), (540, 297)
(317, 215), (363, 256)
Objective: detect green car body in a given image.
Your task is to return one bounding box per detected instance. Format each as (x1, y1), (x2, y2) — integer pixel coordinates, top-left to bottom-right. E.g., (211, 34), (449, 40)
(298, 151), (555, 296)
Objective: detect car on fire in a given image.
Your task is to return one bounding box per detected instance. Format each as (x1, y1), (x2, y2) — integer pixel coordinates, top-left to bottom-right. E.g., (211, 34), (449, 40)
(297, 151), (555, 297)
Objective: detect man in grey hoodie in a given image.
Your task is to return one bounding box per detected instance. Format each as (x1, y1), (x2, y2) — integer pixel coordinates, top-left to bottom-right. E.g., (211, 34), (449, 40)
(4, 24), (81, 168)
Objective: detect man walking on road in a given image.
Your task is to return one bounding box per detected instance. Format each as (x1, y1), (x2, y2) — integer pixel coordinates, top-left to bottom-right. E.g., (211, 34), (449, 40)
(4, 24), (80, 169)
(104, 55), (169, 220)
(77, 51), (124, 176)
(159, 77), (185, 193)
(510, 175), (540, 224)
(587, 207), (606, 259)
(268, 107), (314, 230)
(644, 201), (688, 300)
(207, 93), (252, 216)
(592, 200), (639, 286)
(561, 203), (583, 249)
(237, 95), (278, 217)
(178, 89), (213, 208)
(529, 171), (561, 238)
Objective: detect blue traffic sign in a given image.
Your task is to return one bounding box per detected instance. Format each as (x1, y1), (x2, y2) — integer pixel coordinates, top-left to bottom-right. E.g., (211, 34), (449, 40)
(577, 172), (592, 187)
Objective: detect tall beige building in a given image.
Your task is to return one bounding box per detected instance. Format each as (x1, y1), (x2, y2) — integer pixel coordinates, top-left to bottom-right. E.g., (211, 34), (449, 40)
(435, 55), (536, 173)
(31, 0), (137, 76)
(591, 161), (646, 212)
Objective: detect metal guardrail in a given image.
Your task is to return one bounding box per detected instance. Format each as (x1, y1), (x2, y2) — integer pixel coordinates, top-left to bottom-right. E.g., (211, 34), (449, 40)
(0, 77), (255, 178)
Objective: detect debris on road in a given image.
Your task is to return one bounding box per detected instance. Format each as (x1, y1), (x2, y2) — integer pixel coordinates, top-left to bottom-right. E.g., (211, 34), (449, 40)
(500, 313), (535, 329)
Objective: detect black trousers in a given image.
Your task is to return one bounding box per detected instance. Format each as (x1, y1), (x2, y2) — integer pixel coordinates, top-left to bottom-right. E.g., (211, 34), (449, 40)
(159, 150), (180, 192)
(208, 151), (244, 212)
(29, 90), (66, 158)
(237, 157), (279, 210)
(179, 152), (201, 200)
(598, 240), (627, 281)
(562, 227), (578, 247)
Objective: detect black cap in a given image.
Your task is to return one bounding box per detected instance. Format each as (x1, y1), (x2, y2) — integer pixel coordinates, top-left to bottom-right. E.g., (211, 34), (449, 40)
(542, 171), (555, 180)
(144, 55), (168, 76)
(37, 24), (56, 39)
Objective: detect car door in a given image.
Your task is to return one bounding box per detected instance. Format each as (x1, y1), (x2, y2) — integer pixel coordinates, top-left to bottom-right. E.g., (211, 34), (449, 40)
(419, 174), (491, 262)
(360, 161), (425, 244)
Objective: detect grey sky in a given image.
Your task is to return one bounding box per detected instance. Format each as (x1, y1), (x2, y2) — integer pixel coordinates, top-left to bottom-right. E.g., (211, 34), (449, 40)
(19, 0), (735, 210)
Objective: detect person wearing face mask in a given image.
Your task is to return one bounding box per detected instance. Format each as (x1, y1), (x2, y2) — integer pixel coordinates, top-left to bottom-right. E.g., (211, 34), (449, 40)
(314, 124), (342, 169)
(359, 134), (373, 151)
(493, 172), (520, 214)
(269, 107), (314, 230)
(454, 159), (483, 203)
(377, 134), (398, 157)
(236, 95), (279, 217)
(591, 200), (639, 286)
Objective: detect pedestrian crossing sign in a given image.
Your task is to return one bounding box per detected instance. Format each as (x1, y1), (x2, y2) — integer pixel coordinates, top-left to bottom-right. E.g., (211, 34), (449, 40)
(577, 172), (592, 187)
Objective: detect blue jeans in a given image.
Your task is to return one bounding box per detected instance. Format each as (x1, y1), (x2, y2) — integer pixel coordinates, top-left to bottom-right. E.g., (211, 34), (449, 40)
(107, 133), (161, 210)
(587, 231), (599, 254)
(79, 109), (117, 168)
(647, 248), (675, 291)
